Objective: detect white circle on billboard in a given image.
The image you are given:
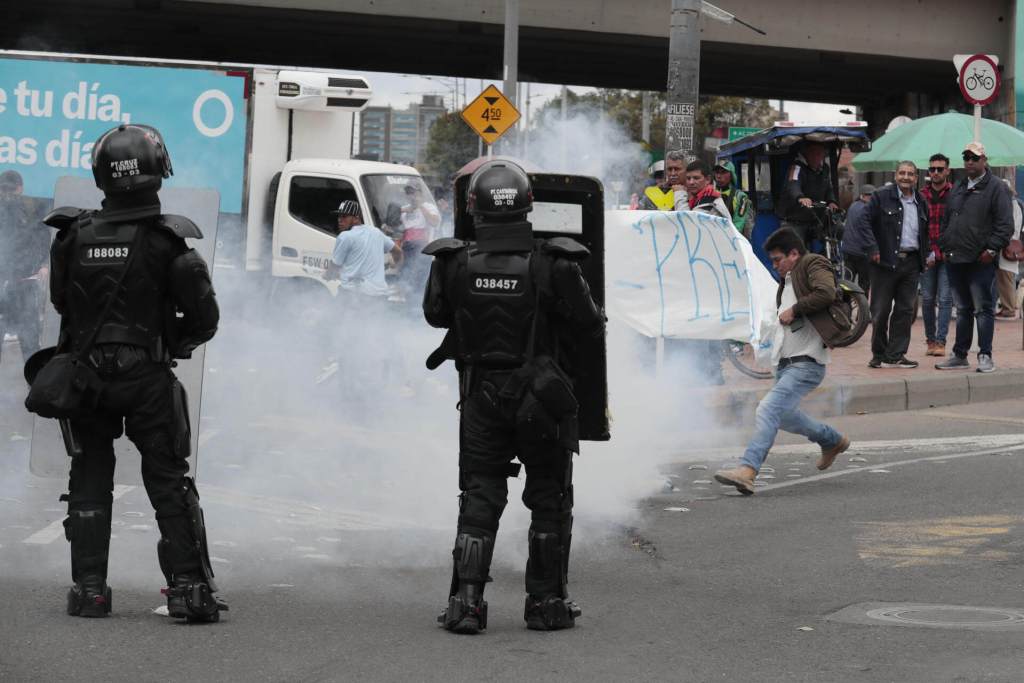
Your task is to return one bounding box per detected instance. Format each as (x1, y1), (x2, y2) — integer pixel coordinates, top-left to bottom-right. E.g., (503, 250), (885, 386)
(193, 90), (234, 138)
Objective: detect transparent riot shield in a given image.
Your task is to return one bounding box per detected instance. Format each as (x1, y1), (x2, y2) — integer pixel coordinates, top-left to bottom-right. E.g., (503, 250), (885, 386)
(30, 177), (220, 483)
(453, 170), (609, 441)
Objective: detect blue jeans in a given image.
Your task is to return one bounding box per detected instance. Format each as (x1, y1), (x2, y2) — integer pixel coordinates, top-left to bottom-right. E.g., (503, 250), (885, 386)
(947, 261), (997, 357)
(920, 261), (952, 345)
(741, 361), (842, 472)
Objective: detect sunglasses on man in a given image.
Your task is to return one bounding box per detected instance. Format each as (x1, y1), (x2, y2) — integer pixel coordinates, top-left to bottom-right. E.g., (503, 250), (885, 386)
(927, 167), (947, 173)
(962, 153), (981, 162)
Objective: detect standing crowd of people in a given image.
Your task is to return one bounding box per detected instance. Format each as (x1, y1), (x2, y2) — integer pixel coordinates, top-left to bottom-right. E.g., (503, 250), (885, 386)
(627, 139), (1022, 499)
(843, 142), (1021, 373)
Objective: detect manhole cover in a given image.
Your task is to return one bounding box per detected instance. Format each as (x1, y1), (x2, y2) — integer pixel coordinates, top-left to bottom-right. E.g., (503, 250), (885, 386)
(827, 602), (1024, 631)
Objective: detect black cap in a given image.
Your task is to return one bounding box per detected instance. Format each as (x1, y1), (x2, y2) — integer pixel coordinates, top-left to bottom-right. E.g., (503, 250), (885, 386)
(331, 199), (362, 217)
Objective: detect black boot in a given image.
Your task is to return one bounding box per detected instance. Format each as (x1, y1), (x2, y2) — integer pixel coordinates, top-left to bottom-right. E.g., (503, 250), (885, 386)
(438, 532), (494, 634)
(524, 528), (579, 630)
(524, 594), (581, 630)
(67, 574), (112, 618)
(440, 582), (488, 634)
(64, 505), (112, 618)
(157, 480), (227, 624)
(165, 573), (224, 623)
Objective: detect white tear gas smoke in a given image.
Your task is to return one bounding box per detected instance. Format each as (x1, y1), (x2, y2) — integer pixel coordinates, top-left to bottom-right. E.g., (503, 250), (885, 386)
(517, 106), (736, 523)
(520, 107), (649, 207)
(0, 107), (742, 592)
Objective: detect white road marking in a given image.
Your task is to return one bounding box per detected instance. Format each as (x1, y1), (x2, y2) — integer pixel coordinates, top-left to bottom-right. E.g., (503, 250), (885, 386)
(198, 484), (443, 532)
(671, 434), (1024, 462)
(22, 485), (134, 545)
(757, 442), (1024, 494)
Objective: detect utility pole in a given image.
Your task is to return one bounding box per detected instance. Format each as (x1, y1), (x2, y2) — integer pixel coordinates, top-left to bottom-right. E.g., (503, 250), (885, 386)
(560, 84), (568, 170)
(503, 0), (519, 156)
(642, 91), (651, 145)
(523, 82), (531, 159)
(665, 0), (701, 162)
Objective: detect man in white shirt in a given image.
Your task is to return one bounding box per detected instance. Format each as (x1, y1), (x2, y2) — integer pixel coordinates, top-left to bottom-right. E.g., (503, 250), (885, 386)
(326, 200), (403, 298)
(715, 228), (850, 495)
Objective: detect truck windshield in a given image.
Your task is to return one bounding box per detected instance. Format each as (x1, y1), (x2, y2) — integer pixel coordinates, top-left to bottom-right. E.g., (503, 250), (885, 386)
(361, 174), (436, 234)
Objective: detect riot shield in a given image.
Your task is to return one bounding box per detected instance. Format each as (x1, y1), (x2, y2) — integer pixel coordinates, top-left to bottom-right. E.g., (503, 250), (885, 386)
(453, 170), (609, 441)
(30, 176), (220, 482)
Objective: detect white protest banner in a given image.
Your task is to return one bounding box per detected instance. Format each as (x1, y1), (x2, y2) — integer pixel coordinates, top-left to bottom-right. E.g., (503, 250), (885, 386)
(605, 210), (779, 353)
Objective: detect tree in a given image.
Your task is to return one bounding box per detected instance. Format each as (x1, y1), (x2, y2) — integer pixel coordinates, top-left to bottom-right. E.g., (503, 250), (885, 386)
(423, 112), (480, 182)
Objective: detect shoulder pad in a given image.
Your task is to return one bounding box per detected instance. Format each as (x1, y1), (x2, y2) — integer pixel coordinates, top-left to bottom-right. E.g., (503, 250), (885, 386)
(422, 238), (468, 256)
(43, 206), (88, 230)
(542, 236), (590, 259)
(154, 214), (204, 239)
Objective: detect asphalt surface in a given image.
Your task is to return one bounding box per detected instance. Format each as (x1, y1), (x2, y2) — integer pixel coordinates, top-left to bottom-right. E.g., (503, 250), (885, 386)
(2, 330), (1024, 682)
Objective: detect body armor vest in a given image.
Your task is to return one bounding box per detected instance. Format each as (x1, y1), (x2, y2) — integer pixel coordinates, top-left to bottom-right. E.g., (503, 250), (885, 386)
(66, 214), (168, 353)
(453, 247), (538, 367)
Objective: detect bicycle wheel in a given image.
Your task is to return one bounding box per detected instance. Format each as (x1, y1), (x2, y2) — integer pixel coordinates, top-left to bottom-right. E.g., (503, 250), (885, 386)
(722, 340), (773, 380)
(982, 75), (994, 90)
(966, 75), (978, 91)
(831, 286), (870, 348)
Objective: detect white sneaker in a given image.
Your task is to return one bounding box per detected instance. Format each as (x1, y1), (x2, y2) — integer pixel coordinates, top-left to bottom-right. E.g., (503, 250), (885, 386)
(976, 354), (995, 373)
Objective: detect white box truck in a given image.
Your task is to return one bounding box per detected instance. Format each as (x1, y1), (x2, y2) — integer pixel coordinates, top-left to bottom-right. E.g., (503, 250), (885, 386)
(0, 51), (433, 300)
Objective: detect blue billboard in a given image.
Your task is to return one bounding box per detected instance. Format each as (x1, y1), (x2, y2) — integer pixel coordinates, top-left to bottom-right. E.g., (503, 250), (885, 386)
(0, 56), (247, 212)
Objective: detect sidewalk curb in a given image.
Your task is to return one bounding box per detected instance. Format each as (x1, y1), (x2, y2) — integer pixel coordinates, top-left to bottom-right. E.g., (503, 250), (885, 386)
(704, 368), (1024, 421)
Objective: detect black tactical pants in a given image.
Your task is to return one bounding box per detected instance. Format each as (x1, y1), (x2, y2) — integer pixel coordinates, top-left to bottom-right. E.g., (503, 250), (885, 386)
(457, 370), (573, 594)
(67, 356), (198, 579)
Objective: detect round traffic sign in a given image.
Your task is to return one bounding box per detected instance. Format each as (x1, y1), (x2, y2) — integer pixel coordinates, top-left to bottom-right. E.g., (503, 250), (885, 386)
(959, 54), (1000, 106)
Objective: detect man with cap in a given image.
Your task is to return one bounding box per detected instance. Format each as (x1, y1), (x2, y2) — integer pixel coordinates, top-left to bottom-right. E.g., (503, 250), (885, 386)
(714, 159), (755, 238)
(936, 142), (1014, 373)
(325, 199), (403, 298)
(840, 183), (877, 299)
(0, 169), (51, 364)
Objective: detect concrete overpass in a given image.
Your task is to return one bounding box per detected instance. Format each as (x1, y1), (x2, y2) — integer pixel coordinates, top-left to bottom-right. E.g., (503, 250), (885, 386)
(4, 0), (1020, 127)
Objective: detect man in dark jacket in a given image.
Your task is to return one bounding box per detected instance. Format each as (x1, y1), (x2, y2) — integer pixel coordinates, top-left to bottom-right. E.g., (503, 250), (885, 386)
(919, 153), (954, 356)
(840, 183), (876, 298)
(858, 162), (929, 368)
(777, 141), (840, 245)
(936, 142), (1014, 373)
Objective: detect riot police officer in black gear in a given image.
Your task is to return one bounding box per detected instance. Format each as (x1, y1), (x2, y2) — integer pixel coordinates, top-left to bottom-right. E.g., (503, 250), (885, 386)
(423, 160), (604, 634)
(43, 123), (225, 621)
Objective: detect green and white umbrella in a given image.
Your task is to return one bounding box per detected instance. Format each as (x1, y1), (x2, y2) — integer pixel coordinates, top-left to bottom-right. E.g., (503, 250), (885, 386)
(853, 112), (1024, 171)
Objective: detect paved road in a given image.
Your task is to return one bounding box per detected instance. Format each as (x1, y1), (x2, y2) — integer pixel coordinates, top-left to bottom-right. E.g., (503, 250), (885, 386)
(3, 333), (1023, 683)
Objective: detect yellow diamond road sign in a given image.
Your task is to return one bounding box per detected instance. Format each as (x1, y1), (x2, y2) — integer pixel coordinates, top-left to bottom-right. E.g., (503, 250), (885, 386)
(461, 85), (520, 145)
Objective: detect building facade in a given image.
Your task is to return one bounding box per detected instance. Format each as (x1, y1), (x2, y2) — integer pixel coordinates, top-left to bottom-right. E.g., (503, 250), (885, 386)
(358, 95), (446, 165)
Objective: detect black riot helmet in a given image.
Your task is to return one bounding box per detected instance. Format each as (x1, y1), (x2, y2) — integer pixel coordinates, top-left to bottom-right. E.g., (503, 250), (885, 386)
(466, 160), (532, 221)
(91, 124), (173, 195)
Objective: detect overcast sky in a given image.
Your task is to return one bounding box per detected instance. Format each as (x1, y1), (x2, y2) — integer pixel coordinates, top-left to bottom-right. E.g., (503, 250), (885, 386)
(361, 70), (855, 125)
